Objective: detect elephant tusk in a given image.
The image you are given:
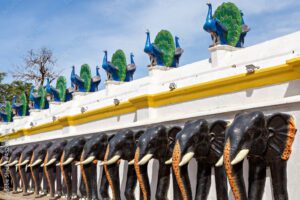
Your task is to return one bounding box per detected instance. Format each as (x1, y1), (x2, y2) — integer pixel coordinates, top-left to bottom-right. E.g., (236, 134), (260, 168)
(100, 155), (121, 166)
(30, 159), (42, 167)
(179, 152), (194, 166)
(17, 159), (29, 166)
(231, 149), (249, 165)
(6, 160), (18, 167)
(165, 158), (172, 165)
(138, 154), (153, 165)
(45, 158), (56, 167)
(0, 161), (8, 166)
(56, 163), (61, 166)
(80, 156), (95, 165)
(215, 156), (224, 167)
(40, 163), (44, 167)
(62, 157), (74, 166)
(128, 159), (135, 165)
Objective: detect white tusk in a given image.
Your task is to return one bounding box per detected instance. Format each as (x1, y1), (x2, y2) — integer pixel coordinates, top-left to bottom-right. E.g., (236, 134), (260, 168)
(100, 155), (121, 166)
(56, 163), (61, 166)
(62, 157), (74, 166)
(165, 158), (172, 165)
(128, 159), (134, 165)
(30, 159), (42, 167)
(0, 161), (8, 166)
(215, 156), (224, 167)
(17, 159), (29, 166)
(6, 160), (18, 167)
(40, 163), (44, 167)
(231, 149), (249, 165)
(80, 156), (95, 165)
(179, 152), (195, 167)
(138, 154), (153, 165)
(45, 158), (57, 167)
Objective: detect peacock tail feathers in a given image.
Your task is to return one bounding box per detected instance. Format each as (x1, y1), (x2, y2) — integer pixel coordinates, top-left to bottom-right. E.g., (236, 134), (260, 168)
(80, 64), (92, 92)
(38, 86), (46, 109)
(5, 102), (12, 122)
(112, 50), (127, 82)
(213, 2), (242, 47)
(56, 76), (67, 102)
(20, 92), (27, 116)
(154, 30), (175, 67)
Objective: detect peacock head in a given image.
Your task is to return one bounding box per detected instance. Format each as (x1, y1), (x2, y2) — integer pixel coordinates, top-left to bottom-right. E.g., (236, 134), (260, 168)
(206, 2), (211, 6)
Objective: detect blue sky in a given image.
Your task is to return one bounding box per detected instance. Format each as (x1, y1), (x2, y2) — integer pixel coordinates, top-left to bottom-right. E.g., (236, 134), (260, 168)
(0, 0), (300, 86)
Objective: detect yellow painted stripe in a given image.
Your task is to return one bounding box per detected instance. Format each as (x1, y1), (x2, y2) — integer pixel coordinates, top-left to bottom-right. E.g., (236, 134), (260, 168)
(1, 57), (300, 142)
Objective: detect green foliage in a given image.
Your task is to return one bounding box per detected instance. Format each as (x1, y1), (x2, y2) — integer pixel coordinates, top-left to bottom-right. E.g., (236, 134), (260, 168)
(5, 102), (12, 122)
(154, 30), (175, 67)
(20, 93), (27, 116)
(38, 86), (46, 109)
(112, 50), (127, 81)
(80, 64), (92, 92)
(56, 76), (67, 102)
(213, 2), (242, 46)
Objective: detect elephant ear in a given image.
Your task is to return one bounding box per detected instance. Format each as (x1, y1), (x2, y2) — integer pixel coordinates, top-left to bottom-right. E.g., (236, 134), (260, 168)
(208, 120), (227, 162)
(134, 130), (144, 144)
(266, 113), (297, 161)
(167, 126), (182, 145)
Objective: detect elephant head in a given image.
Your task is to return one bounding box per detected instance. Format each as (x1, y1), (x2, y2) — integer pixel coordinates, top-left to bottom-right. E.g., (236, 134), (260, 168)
(28, 141), (52, 198)
(218, 112), (296, 200)
(60, 137), (86, 199)
(171, 119), (228, 200)
(134, 125), (181, 200)
(17, 143), (39, 196)
(101, 130), (143, 200)
(0, 146), (16, 191)
(6, 145), (26, 193)
(43, 139), (67, 199)
(76, 133), (111, 200)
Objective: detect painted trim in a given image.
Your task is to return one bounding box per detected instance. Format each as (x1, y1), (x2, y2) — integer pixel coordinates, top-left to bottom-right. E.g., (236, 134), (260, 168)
(1, 57), (300, 142)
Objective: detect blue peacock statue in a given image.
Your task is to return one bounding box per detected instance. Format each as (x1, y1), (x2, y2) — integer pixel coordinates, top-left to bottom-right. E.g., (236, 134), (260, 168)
(71, 66), (86, 92)
(90, 66), (101, 92)
(144, 30), (183, 68)
(102, 50), (120, 81)
(125, 53), (136, 82)
(30, 86), (49, 109)
(236, 11), (250, 48)
(12, 93), (28, 117)
(0, 99), (13, 122)
(46, 77), (73, 102)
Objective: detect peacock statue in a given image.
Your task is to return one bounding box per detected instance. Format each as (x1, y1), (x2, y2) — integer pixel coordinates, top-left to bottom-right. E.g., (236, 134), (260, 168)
(0, 99), (13, 123)
(125, 53), (136, 82)
(90, 66), (101, 92)
(102, 50), (132, 82)
(12, 93), (28, 117)
(144, 29), (183, 68)
(203, 2), (248, 47)
(46, 76), (73, 102)
(29, 86), (49, 109)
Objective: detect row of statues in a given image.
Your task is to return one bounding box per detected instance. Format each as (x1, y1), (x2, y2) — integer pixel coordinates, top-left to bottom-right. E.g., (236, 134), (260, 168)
(0, 111), (296, 200)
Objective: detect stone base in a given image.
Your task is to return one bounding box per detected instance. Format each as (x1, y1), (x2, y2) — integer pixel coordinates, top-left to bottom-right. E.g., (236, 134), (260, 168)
(148, 65), (172, 76)
(209, 45), (240, 68)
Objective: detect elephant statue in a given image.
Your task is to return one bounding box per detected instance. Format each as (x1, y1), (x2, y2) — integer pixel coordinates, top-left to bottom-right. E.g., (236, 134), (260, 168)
(134, 125), (182, 200)
(101, 130), (143, 200)
(43, 139), (67, 199)
(217, 112), (297, 200)
(60, 137), (86, 199)
(28, 141), (52, 198)
(172, 119), (228, 200)
(6, 145), (26, 193)
(76, 133), (111, 200)
(17, 143), (39, 196)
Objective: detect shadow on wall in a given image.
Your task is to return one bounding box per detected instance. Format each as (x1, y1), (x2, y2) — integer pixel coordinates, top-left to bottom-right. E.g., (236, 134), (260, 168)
(284, 79), (300, 97)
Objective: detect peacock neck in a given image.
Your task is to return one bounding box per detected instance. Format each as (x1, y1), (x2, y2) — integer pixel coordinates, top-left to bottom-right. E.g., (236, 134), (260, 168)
(175, 37), (180, 48)
(145, 32), (151, 49)
(96, 67), (100, 76)
(130, 55), (135, 65)
(206, 4), (213, 22)
(103, 52), (108, 65)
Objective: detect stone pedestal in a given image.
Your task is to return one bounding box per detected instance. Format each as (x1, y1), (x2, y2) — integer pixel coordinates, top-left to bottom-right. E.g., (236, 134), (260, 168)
(72, 92), (89, 100)
(209, 45), (239, 68)
(13, 116), (26, 122)
(148, 66), (171, 76)
(29, 109), (41, 117)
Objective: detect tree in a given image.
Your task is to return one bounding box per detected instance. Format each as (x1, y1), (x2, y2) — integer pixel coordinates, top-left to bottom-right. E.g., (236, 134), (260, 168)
(12, 47), (60, 86)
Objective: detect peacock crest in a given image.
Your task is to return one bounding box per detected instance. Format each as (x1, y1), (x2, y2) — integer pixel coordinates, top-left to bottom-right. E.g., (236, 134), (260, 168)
(213, 2), (242, 47)
(112, 50), (127, 82)
(154, 30), (176, 67)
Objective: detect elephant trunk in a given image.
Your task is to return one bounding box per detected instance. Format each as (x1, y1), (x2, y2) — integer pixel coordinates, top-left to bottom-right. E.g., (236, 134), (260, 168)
(44, 152), (56, 199)
(80, 154), (98, 200)
(60, 152), (72, 199)
(156, 160), (171, 200)
(125, 165), (137, 200)
(134, 147), (151, 200)
(172, 141), (192, 200)
(195, 161), (211, 200)
(9, 167), (19, 193)
(99, 168), (110, 199)
(223, 140), (247, 200)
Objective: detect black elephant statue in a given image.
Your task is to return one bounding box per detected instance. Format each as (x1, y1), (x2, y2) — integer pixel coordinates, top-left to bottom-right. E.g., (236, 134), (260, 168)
(60, 137), (86, 199)
(134, 125), (182, 200)
(172, 119), (228, 200)
(217, 112), (296, 200)
(76, 133), (111, 200)
(101, 130), (143, 200)
(43, 139), (67, 199)
(28, 141), (52, 198)
(6, 145), (26, 193)
(17, 143), (39, 196)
